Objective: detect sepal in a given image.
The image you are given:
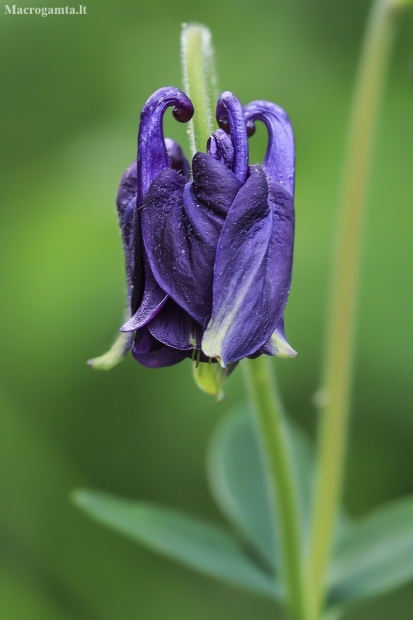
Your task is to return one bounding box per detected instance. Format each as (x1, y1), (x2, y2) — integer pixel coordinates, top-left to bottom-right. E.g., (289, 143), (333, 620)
(87, 332), (133, 370)
(193, 361), (236, 401)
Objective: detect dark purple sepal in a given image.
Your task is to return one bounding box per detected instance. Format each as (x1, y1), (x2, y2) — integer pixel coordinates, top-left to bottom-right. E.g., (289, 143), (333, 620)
(132, 328), (187, 368)
(244, 180), (296, 359)
(203, 165), (281, 365)
(192, 152), (242, 219)
(120, 254), (168, 331)
(267, 177), (295, 295)
(137, 87), (193, 205)
(116, 161), (137, 221)
(128, 192), (144, 314)
(133, 326), (157, 355)
(142, 168), (221, 325)
(147, 298), (203, 350)
(116, 162), (138, 255)
(243, 100), (295, 196)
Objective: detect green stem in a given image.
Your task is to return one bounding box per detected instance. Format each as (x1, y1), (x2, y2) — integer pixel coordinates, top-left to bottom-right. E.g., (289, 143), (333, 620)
(244, 357), (307, 620)
(181, 23), (218, 156)
(307, 0), (405, 616)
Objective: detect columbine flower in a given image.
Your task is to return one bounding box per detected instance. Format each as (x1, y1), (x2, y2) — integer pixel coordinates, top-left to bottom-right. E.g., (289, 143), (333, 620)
(92, 86), (296, 371)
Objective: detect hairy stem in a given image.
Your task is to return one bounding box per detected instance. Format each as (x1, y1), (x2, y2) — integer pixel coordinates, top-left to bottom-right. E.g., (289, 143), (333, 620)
(244, 357), (308, 620)
(181, 23), (217, 156)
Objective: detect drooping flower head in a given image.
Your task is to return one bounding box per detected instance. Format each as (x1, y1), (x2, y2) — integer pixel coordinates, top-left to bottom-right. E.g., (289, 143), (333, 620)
(91, 86), (296, 375)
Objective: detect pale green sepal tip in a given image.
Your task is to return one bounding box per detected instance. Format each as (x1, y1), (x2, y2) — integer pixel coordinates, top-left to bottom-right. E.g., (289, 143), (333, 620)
(266, 330), (297, 359)
(87, 332), (133, 371)
(193, 362), (230, 401)
(201, 326), (226, 367)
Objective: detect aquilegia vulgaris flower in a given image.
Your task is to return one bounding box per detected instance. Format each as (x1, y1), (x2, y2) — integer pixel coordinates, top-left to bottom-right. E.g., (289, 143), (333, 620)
(98, 86), (296, 370)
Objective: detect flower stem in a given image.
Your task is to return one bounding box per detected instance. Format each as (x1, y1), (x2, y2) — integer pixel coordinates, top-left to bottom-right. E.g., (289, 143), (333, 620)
(244, 357), (307, 620)
(181, 23), (218, 156)
(307, 1), (406, 616)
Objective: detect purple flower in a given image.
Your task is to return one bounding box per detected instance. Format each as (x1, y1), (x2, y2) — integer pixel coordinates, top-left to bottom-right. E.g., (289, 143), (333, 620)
(114, 86), (296, 369)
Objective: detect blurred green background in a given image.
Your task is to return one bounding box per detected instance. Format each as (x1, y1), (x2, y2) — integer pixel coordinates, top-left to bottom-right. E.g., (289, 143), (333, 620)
(1, 0), (413, 618)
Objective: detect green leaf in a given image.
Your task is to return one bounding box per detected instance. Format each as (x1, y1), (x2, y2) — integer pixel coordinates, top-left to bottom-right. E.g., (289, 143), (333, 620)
(207, 407), (353, 573)
(207, 408), (276, 567)
(328, 496), (413, 606)
(206, 407), (313, 569)
(72, 489), (281, 600)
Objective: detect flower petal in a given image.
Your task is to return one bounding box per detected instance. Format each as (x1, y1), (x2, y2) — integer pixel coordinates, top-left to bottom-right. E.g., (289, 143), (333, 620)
(207, 129), (234, 170)
(203, 166), (286, 366)
(120, 254), (168, 331)
(142, 168), (222, 325)
(132, 328), (187, 368)
(147, 298), (203, 350)
(192, 152), (242, 219)
(116, 161), (137, 222)
(127, 194), (145, 315)
(165, 138), (190, 179)
(265, 177), (295, 335)
(215, 91), (249, 184)
(138, 87), (193, 205)
(116, 164), (138, 268)
(243, 100), (295, 196)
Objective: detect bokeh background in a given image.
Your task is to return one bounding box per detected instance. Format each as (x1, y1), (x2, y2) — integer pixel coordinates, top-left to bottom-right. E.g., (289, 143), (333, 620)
(1, 0), (413, 618)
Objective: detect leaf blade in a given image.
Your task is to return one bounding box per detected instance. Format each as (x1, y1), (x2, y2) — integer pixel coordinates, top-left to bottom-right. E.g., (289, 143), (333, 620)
(72, 489), (281, 600)
(329, 496), (413, 605)
(206, 407), (314, 569)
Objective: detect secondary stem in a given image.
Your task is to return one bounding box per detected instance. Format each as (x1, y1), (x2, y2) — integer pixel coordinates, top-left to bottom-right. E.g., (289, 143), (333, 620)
(307, 0), (401, 616)
(244, 357), (307, 620)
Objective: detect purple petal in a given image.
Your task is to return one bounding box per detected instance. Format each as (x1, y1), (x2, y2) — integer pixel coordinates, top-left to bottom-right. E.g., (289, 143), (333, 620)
(138, 87), (193, 205)
(116, 161), (137, 221)
(115, 162), (141, 317)
(165, 138), (190, 179)
(132, 328), (187, 368)
(120, 254), (168, 331)
(243, 100), (295, 196)
(116, 163), (137, 262)
(147, 298), (203, 350)
(216, 92), (249, 184)
(142, 168), (222, 325)
(266, 177), (295, 322)
(127, 193), (144, 314)
(207, 129), (234, 170)
(132, 327), (158, 355)
(192, 152), (242, 219)
(203, 165), (288, 365)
